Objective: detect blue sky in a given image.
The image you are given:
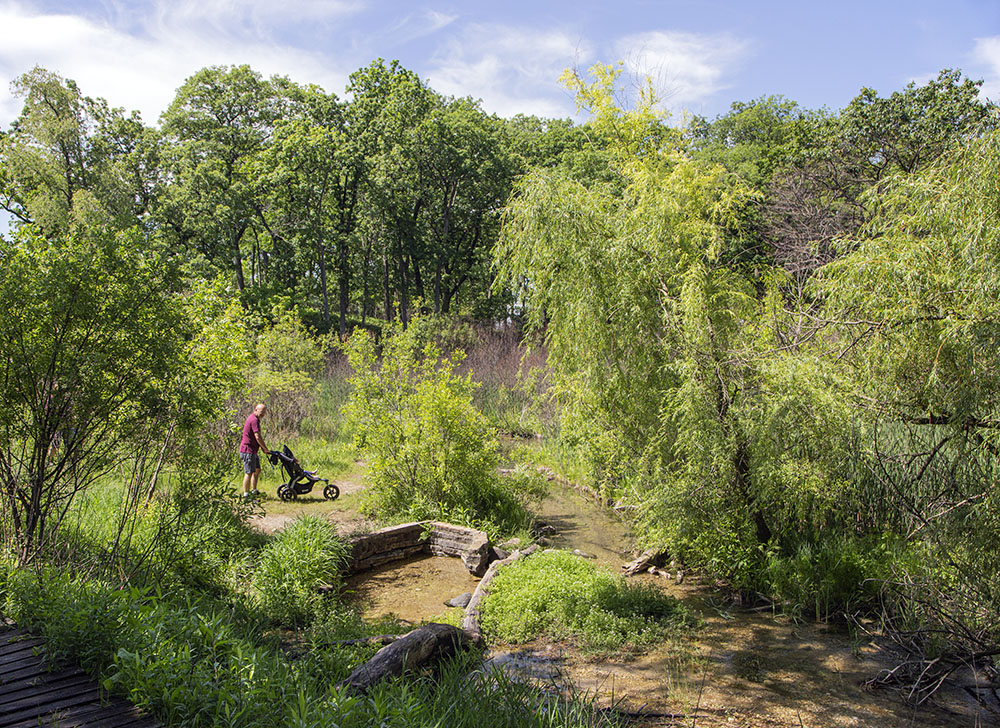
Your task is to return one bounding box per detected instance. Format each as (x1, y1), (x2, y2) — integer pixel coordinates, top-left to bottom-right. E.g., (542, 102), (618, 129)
(0, 0), (999, 128)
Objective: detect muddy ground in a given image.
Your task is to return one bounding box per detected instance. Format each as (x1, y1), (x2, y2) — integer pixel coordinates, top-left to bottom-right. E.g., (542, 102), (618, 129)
(247, 472), (998, 727)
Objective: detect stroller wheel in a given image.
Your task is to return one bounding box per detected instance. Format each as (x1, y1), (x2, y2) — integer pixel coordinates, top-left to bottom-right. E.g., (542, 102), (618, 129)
(323, 483), (340, 501)
(277, 484), (295, 502)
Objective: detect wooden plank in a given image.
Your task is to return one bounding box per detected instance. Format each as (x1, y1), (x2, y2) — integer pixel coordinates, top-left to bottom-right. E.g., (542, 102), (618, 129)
(0, 666), (87, 694)
(74, 706), (156, 728)
(0, 626), (162, 728)
(0, 641), (45, 661)
(0, 662), (82, 686)
(0, 674), (94, 708)
(0, 630), (35, 644)
(0, 684), (101, 723)
(0, 654), (55, 677)
(0, 638), (45, 654)
(6, 700), (153, 728)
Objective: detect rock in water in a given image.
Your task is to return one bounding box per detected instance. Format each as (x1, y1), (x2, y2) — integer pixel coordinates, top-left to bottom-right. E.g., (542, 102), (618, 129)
(446, 592), (473, 608)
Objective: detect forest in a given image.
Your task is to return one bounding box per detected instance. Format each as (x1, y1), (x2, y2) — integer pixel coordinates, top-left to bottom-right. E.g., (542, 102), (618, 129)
(1, 58), (999, 726)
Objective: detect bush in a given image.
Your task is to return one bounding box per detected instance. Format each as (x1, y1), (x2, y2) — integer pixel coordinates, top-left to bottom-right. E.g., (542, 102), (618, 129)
(480, 550), (691, 653)
(763, 538), (887, 621)
(248, 311), (333, 436)
(343, 319), (539, 540)
(2, 562), (621, 728)
(253, 515), (350, 627)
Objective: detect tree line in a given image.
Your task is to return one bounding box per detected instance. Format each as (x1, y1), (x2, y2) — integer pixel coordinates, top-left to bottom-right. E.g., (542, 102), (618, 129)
(0, 61), (607, 336)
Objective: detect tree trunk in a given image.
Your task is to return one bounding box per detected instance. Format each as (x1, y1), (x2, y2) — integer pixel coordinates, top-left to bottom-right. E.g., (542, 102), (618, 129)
(397, 239), (409, 326)
(434, 264), (442, 314)
(233, 249), (246, 293)
(410, 252), (426, 306)
(337, 237), (349, 339)
(336, 623), (475, 695)
(318, 244), (331, 329)
(361, 234), (373, 326)
(383, 253), (393, 322)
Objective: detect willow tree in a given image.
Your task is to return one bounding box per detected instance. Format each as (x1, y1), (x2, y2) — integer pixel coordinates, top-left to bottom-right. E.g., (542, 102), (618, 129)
(495, 64), (769, 565)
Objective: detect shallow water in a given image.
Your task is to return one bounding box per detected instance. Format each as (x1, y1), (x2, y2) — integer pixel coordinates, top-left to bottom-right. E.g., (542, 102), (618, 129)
(342, 483), (995, 725)
(343, 553), (481, 624)
(534, 485), (632, 568)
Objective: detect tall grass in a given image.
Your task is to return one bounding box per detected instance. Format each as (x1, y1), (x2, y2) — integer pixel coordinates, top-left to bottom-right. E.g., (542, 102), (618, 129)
(254, 515), (351, 627)
(1, 557), (622, 728)
(480, 550), (693, 654)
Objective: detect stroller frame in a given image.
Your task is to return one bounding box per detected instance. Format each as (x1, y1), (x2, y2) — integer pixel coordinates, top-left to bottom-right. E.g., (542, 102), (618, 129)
(267, 445), (340, 502)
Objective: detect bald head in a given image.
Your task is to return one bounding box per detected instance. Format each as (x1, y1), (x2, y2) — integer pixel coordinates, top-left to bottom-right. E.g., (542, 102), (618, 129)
(254, 403), (266, 417)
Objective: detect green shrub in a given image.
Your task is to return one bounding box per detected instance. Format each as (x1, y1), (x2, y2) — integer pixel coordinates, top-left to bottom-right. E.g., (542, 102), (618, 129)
(249, 311), (333, 436)
(286, 651), (623, 728)
(763, 538), (887, 621)
(253, 515), (350, 627)
(480, 550), (691, 653)
(2, 560), (622, 728)
(343, 319), (539, 540)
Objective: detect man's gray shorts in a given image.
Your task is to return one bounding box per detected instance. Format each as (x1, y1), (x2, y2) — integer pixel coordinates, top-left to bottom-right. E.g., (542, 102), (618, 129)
(240, 451), (260, 474)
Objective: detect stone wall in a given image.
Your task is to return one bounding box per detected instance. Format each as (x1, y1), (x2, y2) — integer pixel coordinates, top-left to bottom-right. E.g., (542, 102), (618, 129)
(345, 521), (492, 577)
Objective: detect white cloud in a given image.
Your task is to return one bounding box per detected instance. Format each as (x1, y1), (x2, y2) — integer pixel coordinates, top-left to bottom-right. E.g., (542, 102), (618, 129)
(426, 24), (592, 118)
(425, 24), (749, 120)
(424, 10), (457, 34)
(972, 36), (1000, 103)
(614, 30), (749, 114)
(0, 1), (361, 127)
(381, 8), (458, 49)
(160, 0), (360, 29)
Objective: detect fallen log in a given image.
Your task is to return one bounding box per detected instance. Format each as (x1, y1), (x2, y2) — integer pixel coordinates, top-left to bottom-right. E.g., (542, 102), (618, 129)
(622, 547), (667, 576)
(462, 544), (539, 644)
(336, 623), (475, 695)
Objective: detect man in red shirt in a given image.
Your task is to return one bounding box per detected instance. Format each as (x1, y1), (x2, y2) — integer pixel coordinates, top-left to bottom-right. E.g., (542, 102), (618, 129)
(239, 403), (270, 499)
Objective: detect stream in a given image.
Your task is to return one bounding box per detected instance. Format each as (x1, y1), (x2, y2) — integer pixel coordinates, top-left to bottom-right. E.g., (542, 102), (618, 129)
(343, 481), (994, 727)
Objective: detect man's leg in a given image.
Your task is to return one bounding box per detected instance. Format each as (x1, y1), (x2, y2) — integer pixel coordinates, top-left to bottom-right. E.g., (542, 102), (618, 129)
(250, 467), (261, 494)
(242, 471), (253, 495)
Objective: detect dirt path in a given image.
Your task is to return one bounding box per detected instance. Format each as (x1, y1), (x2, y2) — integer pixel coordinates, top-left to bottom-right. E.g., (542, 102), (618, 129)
(247, 471), (374, 535)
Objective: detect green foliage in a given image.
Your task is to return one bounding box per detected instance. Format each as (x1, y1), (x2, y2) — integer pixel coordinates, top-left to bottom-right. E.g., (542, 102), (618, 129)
(247, 311), (332, 435)
(253, 516), (350, 627)
(2, 562), (619, 728)
(285, 652), (623, 728)
(480, 550), (691, 653)
(0, 225), (187, 560)
(3, 568), (295, 727)
(497, 65), (765, 579)
(763, 539), (887, 621)
(0, 67), (161, 237)
(343, 320), (538, 538)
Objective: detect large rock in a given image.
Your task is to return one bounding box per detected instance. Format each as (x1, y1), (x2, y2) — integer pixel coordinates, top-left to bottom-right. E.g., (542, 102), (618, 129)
(446, 592), (473, 608)
(427, 522), (491, 577)
(344, 521), (493, 577)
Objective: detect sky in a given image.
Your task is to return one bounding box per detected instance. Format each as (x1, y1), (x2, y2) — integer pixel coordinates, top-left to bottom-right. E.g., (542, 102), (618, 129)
(0, 0), (999, 129)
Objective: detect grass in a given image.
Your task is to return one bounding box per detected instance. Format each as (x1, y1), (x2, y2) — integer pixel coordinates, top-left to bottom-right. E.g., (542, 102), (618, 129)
(480, 550), (694, 656)
(0, 326), (644, 727)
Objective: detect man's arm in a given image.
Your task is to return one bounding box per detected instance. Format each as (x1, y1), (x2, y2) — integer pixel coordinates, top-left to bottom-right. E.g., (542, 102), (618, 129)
(255, 430), (269, 453)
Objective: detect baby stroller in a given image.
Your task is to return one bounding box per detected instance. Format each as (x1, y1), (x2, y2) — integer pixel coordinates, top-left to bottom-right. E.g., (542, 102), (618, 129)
(267, 445), (340, 502)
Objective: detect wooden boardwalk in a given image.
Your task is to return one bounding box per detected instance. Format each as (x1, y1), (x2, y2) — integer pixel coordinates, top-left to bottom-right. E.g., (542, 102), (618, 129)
(0, 623), (161, 728)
